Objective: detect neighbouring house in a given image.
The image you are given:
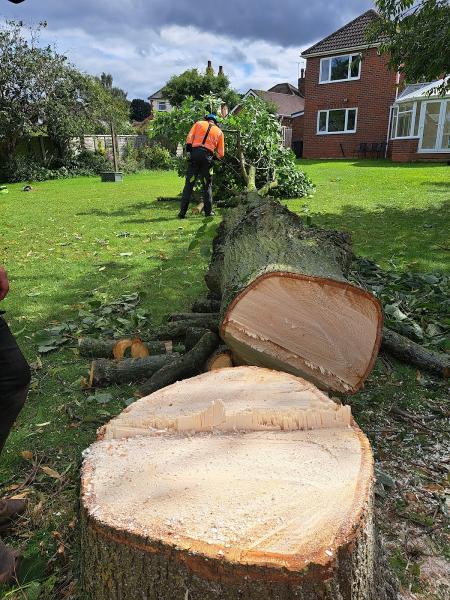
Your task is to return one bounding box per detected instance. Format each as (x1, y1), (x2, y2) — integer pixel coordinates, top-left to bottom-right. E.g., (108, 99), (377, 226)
(390, 78), (450, 161)
(300, 9), (449, 162)
(148, 88), (173, 116)
(234, 86), (305, 153)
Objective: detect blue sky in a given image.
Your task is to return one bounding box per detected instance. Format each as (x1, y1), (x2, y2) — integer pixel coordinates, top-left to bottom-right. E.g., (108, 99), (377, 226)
(1, 0), (373, 99)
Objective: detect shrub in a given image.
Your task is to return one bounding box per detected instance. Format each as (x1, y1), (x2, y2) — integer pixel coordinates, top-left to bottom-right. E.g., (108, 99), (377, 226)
(139, 145), (174, 170)
(121, 144), (144, 174)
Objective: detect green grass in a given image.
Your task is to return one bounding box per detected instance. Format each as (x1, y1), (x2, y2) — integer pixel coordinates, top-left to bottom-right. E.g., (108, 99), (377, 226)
(0, 161), (448, 598)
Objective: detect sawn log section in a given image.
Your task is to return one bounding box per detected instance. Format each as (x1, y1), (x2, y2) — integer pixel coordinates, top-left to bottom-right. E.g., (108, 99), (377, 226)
(81, 367), (396, 600)
(205, 194), (383, 393)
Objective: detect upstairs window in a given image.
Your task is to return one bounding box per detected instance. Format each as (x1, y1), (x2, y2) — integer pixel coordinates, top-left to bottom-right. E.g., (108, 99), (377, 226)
(317, 108), (358, 134)
(320, 54), (361, 83)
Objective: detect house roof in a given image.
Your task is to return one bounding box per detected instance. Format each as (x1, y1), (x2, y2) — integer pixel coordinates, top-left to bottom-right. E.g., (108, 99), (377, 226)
(148, 88), (166, 100)
(267, 82), (302, 97)
(249, 90), (305, 116)
(302, 10), (382, 57)
(395, 77), (450, 103)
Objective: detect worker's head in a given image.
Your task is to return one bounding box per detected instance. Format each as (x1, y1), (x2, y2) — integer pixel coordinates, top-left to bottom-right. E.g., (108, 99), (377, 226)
(205, 114), (219, 125)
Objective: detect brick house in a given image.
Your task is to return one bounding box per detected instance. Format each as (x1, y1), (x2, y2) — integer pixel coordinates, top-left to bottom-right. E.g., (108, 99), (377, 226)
(300, 9), (450, 161)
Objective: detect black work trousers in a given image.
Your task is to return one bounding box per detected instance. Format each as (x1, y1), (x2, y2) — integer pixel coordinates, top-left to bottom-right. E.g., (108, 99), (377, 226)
(179, 147), (214, 216)
(0, 316), (30, 456)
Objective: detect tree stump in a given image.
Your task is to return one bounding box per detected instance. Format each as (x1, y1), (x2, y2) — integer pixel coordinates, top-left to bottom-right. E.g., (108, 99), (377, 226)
(205, 195), (383, 394)
(81, 367), (395, 600)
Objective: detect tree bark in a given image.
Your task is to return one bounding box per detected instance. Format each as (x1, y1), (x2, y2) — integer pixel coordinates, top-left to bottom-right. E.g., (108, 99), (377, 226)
(81, 367), (397, 600)
(78, 337), (171, 358)
(185, 327), (210, 351)
(205, 346), (234, 371)
(205, 194), (382, 394)
(382, 327), (450, 377)
(147, 319), (218, 342)
(191, 297), (221, 314)
(138, 331), (219, 397)
(89, 354), (179, 387)
(169, 312), (220, 324)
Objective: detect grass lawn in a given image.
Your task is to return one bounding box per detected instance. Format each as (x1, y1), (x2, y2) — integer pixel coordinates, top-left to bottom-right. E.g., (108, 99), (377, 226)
(0, 160), (449, 599)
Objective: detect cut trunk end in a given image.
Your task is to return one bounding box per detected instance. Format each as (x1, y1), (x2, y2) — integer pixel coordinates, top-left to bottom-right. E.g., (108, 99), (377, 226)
(221, 272), (382, 394)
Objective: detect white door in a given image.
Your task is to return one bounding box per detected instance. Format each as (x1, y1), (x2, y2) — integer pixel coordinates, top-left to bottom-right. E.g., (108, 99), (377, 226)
(418, 100), (449, 152)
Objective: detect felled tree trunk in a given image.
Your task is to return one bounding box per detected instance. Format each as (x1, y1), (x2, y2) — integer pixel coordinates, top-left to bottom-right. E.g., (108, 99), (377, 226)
(191, 297), (221, 313)
(168, 312), (220, 324)
(89, 354), (179, 387)
(81, 367), (396, 600)
(78, 338), (172, 358)
(205, 194), (382, 394)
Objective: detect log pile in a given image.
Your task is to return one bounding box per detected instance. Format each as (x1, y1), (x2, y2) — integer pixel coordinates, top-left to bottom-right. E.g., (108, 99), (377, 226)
(81, 367), (397, 600)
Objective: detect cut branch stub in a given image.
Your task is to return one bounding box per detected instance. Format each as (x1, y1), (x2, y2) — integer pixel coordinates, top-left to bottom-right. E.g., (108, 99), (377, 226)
(81, 367), (395, 600)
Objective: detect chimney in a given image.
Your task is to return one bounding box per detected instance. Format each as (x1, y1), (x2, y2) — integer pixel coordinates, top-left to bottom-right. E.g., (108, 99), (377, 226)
(218, 65), (224, 76)
(298, 68), (305, 97)
(206, 60), (214, 75)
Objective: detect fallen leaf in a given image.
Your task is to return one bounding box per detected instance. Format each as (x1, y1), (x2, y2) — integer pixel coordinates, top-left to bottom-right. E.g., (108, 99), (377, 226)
(40, 466), (62, 479)
(21, 450), (34, 461)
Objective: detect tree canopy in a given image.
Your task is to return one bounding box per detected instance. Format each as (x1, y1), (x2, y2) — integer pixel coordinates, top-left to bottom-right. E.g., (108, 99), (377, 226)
(162, 67), (240, 109)
(0, 21), (131, 157)
(130, 99), (151, 122)
(371, 0), (450, 93)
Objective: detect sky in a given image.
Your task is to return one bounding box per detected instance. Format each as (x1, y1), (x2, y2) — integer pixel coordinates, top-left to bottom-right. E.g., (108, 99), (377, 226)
(1, 0), (373, 99)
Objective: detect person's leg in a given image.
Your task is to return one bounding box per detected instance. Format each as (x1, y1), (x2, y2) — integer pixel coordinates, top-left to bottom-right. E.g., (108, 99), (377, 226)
(179, 157), (200, 217)
(0, 316), (31, 456)
(200, 155), (214, 216)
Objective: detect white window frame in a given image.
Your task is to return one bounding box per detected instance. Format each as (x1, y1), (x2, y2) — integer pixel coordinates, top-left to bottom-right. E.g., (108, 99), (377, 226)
(417, 99), (450, 153)
(319, 53), (361, 84)
(390, 102), (418, 139)
(316, 108), (358, 135)
(158, 101), (167, 111)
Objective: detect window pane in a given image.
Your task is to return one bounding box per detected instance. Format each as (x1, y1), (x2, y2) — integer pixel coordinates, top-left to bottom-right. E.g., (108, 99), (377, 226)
(350, 55), (361, 77)
(330, 56), (350, 81)
(320, 59), (330, 82)
(421, 102), (441, 149)
(399, 102), (414, 113)
(391, 108), (398, 138)
(318, 111), (327, 131)
(347, 109), (356, 131)
(440, 102), (450, 150)
(413, 104), (420, 136)
(328, 109), (346, 132)
(397, 112), (412, 137)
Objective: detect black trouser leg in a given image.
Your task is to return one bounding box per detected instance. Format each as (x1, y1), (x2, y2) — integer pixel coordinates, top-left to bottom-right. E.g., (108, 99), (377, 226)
(179, 159), (200, 216)
(0, 317), (31, 456)
(200, 159), (213, 216)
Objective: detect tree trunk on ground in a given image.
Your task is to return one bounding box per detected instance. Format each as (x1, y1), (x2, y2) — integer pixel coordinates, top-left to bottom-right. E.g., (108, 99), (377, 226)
(169, 312), (220, 324)
(78, 338), (172, 358)
(185, 327), (209, 351)
(191, 297), (221, 313)
(81, 367), (397, 600)
(89, 354), (179, 387)
(205, 194), (383, 394)
(146, 319), (219, 342)
(382, 328), (450, 378)
(138, 331), (219, 397)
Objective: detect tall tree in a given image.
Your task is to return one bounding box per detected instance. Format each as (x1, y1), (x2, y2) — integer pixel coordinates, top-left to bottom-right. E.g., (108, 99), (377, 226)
(162, 67), (240, 109)
(130, 98), (151, 122)
(97, 72), (129, 103)
(371, 0), (450, 93)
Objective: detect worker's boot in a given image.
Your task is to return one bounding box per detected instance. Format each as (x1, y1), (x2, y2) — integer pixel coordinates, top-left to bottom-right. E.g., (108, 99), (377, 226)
(0, 539), (19, 584)
(0, 499), (27, 531)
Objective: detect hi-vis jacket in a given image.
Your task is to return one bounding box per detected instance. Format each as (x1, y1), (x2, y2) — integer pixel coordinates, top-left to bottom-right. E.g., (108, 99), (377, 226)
(186, 120), (225, 159)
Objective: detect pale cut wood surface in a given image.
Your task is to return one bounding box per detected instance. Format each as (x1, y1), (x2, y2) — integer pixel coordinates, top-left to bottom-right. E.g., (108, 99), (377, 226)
(222, 273), (382, 393)
(101, 367), (351, 440)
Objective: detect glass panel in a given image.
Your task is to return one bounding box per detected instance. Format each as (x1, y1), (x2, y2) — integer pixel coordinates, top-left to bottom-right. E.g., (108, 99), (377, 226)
(318, 111), (327, 132)
(320, 59), (330, 82)
(347, 109), (356, 131)
(350, 55), (361, 77)
(397, 112), (412, 137)
(413, 103), (420, 136)
(391, 108), (398, 138)
(421, 102), (441, 150)
(330, 56), (350, 81)
(440, 102), (450, 150)
(399, 102), (414, 113)
(328, 109), (346, 132)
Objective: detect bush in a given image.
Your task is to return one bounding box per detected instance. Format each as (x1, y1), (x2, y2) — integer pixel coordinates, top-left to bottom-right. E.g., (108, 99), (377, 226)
(121, 144), (144, 174)
(270, 148), (314, 199)
(139, 145), (175, 170)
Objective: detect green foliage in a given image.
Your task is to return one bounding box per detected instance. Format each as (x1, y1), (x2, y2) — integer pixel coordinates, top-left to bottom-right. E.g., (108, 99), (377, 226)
(151, 94), (313, 199)
(139, 145), (174, 170)
(162, 67), (240, 108)
(130, 98), (151, 122)
(370, 1), (450, 93)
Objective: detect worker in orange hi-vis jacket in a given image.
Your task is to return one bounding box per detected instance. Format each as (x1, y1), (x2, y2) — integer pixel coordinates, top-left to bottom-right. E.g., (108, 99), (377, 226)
(178, 114), (224, 219)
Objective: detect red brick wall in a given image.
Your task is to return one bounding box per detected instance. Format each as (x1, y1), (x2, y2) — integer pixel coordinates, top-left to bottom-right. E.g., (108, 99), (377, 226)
(390, 138), (450, 162)
(303, 48), (398, 159)
(292, 114), (304, 143)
